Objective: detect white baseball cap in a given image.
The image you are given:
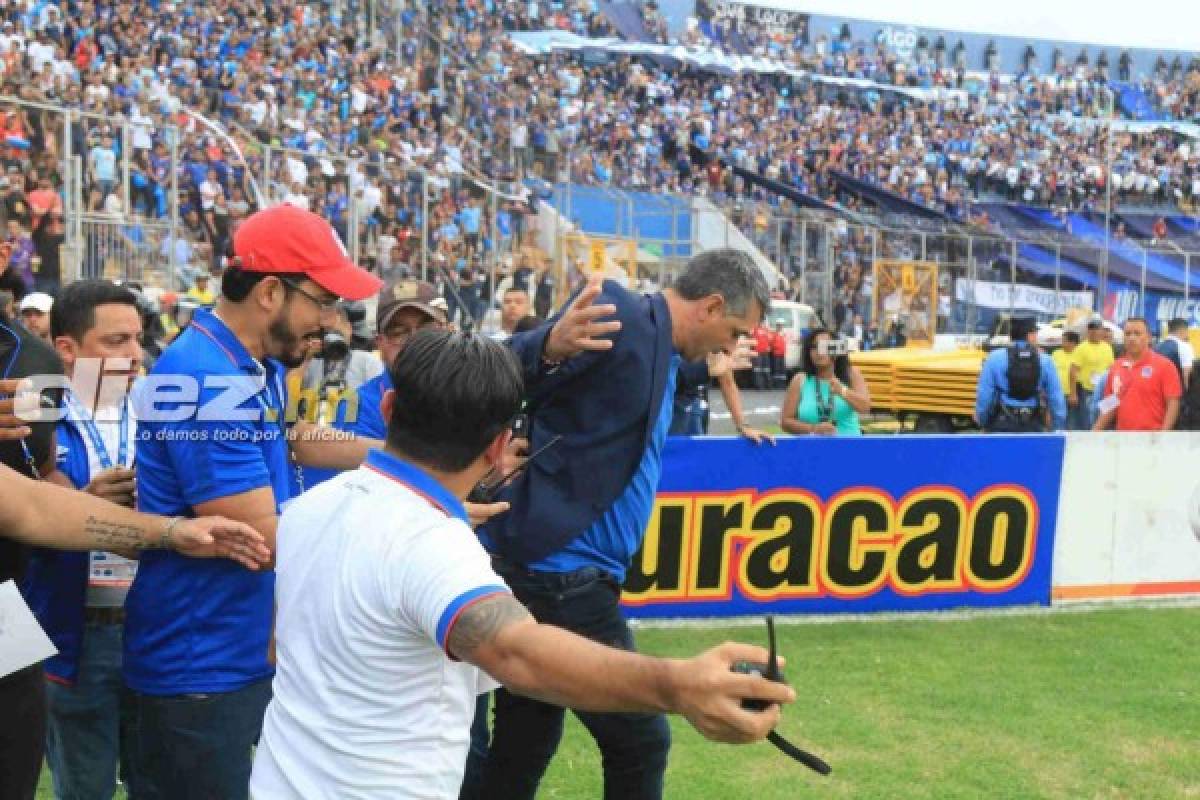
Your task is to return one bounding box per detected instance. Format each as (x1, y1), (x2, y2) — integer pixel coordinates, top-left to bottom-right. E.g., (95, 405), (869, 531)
(19, 292), (54, 314)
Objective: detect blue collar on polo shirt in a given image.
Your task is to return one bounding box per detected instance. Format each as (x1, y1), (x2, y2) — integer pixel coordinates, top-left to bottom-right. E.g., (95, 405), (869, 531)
(187, 308), (260, 373)
(364, 448), (469, 524)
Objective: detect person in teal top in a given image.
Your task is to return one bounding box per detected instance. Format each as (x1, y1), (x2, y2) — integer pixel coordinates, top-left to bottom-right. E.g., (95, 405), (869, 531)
(781, 327), (871, 436)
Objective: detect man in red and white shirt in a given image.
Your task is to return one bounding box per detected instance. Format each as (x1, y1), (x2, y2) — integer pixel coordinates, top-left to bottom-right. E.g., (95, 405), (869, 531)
(1094, 317), (1182, 432)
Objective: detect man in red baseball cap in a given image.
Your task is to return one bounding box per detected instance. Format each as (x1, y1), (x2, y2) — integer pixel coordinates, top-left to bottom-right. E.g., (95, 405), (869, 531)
(233, 204), (383, 303)
(223, 204), (383, 368)
(122, 205), (388, 798)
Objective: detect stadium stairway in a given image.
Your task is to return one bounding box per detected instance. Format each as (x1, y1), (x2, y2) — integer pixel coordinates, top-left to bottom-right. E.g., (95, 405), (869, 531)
(691, 196), (784, 290)
(542, 183), (783, 288)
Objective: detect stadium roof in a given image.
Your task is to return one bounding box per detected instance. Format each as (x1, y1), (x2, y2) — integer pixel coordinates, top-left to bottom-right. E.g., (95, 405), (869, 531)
(753, 0), (1200, 53)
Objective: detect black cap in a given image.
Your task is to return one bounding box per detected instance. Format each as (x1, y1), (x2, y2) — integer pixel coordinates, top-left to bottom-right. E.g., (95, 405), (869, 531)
(1010, 316), (1037, 340)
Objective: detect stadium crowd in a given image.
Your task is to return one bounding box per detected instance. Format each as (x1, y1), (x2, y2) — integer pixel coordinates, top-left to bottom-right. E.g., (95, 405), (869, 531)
(0, 0), (1196, 320)
(437, 3), (1200, 218)
(0, 0), (548, 304)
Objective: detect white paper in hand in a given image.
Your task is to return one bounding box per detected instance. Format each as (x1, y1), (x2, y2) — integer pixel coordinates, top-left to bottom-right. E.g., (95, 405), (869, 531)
(1097, 394), (1120, 415)
(0, 579), (57, 678)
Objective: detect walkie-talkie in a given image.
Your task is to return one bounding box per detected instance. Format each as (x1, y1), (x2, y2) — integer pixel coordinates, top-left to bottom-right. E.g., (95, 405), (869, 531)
(732, 616), (832, 776)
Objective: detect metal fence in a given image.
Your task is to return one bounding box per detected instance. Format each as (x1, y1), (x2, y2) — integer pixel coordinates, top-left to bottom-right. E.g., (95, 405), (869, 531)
(719, 200), (1200, 335)
(1, 93), (528, 324)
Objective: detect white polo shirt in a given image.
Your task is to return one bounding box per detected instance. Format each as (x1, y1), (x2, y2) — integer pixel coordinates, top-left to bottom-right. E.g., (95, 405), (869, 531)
(250, 449), (510, 800)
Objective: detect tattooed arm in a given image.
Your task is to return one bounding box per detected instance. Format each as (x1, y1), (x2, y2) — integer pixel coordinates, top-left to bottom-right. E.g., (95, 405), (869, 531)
(0, 463), (271, 569)
(446, 594), (796, 744)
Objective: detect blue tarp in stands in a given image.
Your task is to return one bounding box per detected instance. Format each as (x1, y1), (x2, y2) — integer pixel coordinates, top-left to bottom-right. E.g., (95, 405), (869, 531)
(996, 244), (1099, 288)
(977, 203), (1129, 291)
(1167, 217), (1199, 236)
(1064, 212), (1188, 287)
(597, 2), (654, 43)
(1109, 81), (1168, 122)
(829, 171), (949, 221)
(1003, 206), (1179, 291)
(551, 184), (692, 257)
(732, 166), (838, 213)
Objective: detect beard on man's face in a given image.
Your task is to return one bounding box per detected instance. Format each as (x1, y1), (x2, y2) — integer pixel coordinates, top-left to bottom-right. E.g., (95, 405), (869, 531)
(268, 311), (317, 370)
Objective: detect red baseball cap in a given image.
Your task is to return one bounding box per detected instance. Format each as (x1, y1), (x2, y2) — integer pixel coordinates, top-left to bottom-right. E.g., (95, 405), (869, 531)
(232, 204), (383, 301)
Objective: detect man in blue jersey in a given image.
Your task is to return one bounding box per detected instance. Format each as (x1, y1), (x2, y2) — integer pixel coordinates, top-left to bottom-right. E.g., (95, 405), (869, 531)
(344, 279), (446, 439)
(22, 280), (146, 800)
(297, 279), (446, 489)
(126, 205), (387, 799)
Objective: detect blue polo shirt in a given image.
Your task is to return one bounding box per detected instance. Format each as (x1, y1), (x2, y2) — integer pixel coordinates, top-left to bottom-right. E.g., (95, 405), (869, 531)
(529, 354), (681, 582)
(299, 370), (391, 488)
(334, 370), (390, 440)
(126, 308), (292, 695)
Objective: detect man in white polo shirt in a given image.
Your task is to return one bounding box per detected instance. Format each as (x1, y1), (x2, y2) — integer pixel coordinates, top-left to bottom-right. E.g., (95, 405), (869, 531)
(251, 330), (795, 798)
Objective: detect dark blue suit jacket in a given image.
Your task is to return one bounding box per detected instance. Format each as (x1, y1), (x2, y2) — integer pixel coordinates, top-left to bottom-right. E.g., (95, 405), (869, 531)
(482, 281), (675, 564)
(21, 420), (93, 684)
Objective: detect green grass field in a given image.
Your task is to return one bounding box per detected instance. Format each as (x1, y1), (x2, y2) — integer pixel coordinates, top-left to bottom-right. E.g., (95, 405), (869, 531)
(539, 607), (1200, 800)
(37, 605), (1199, 799)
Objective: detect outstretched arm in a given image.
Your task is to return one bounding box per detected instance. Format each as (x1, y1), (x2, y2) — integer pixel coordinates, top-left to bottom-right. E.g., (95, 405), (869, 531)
(1, 464), (271, 570)
(448, 594), (794, 744)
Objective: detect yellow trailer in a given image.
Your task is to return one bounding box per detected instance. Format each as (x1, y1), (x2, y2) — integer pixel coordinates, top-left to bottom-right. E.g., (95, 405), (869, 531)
(851, 348), (986, 433)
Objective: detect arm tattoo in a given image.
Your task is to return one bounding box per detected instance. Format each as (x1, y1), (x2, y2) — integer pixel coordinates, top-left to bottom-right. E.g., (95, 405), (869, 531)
(84, 515), (150, 551)
(446, 594), (531, 660)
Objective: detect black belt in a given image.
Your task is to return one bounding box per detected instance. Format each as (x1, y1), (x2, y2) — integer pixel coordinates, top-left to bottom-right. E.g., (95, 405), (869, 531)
(83, 607), (125, 625)
(999, 405), (1040, 420)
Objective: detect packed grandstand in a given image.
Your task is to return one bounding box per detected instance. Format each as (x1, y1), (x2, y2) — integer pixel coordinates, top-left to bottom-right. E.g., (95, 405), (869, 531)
(0, 0), (1198, 336)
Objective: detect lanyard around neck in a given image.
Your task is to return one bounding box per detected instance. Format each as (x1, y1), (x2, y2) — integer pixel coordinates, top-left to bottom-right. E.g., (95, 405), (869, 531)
(65, 389), (131, 471)
(190, 319), (285, 423)
(812, 376), (834, 422)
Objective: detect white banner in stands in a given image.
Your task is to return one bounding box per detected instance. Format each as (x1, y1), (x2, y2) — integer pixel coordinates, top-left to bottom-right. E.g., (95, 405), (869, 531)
(955, 279), (1094, 315)
(505, 32), (967, 105)
(1052, 432), (1200, 601)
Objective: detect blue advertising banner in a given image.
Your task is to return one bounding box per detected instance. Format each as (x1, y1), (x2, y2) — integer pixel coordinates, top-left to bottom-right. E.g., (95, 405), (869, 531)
(620, 435), (1065, 619)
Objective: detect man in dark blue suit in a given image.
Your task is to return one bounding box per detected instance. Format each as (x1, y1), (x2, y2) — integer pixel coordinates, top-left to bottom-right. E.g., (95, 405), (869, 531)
(477, 249), (771, 800)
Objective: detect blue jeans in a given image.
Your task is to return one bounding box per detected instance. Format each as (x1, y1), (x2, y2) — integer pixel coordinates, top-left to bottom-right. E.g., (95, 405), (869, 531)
(127, 677), (272, 800)
(45, 621), (136, 800)
(668, 398), (708, 436)
(1068, 389), (1094, 431)
(480, 562), (671, 800)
